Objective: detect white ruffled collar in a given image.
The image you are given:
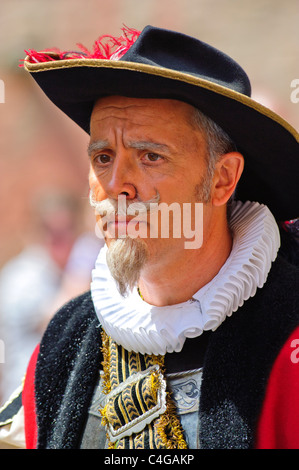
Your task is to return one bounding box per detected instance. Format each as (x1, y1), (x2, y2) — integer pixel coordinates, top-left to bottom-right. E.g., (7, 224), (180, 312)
(91, 201), (280, 355)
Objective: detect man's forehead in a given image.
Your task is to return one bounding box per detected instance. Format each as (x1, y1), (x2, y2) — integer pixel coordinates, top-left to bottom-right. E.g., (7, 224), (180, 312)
(89, 95), (204, 146)
(89, 96), (206, 156)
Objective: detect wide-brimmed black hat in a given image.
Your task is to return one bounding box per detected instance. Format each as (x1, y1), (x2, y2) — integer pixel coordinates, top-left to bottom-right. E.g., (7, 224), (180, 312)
(23, 25), (298, 221)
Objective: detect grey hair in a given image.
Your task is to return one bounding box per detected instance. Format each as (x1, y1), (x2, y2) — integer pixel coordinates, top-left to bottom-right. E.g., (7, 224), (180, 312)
(192, 107), (237, 206)
(192, 108), (236, 177)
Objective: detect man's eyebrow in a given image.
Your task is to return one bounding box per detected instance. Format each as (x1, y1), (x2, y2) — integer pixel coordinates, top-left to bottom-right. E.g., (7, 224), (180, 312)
(87, 140), (171, 157)
(87, 140), (109, 157)
(127, 141), (171, 153)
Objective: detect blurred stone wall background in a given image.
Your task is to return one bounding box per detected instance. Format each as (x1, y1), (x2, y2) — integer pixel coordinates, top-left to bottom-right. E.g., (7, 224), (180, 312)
(0, 0), (298, 268)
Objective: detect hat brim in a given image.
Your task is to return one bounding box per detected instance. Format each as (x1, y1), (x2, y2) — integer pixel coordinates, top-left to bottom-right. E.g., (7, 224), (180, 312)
(24, 58), (299, 221)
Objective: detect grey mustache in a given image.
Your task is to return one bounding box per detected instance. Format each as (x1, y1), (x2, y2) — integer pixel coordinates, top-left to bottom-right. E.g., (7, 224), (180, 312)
(89, 191), (160, 216)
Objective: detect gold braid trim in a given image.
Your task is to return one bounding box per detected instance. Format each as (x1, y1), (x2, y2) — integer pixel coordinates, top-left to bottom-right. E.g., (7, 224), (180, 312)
(155, 393), (188, 449)
(151, 355), (188, 449)
(100, 329), (188, 449)
(100, 329), (111, 394)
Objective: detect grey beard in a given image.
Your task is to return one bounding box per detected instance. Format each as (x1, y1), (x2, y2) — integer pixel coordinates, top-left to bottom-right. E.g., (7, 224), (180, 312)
(106, 237), (149, 297)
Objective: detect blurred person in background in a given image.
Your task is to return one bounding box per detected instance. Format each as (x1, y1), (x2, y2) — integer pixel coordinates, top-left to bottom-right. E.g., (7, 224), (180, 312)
(42, 197), (105, 328)
(0, 190), (80, 402)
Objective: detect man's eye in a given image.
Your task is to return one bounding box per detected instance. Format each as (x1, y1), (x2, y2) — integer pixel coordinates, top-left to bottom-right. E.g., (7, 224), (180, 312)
(95, 154), (111, 164)
(144, 153), (162, 162)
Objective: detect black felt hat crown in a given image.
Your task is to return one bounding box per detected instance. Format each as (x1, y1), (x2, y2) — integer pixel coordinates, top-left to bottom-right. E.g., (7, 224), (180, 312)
(24, 25), (298, 221)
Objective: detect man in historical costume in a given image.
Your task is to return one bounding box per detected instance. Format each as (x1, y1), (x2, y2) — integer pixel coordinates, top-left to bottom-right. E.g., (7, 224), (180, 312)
(0, 26), (298, 449)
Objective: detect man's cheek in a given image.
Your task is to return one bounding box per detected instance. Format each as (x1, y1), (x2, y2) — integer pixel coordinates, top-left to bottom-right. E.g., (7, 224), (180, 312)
(89, 175), (107, 202)
(95, 214), (108, 242)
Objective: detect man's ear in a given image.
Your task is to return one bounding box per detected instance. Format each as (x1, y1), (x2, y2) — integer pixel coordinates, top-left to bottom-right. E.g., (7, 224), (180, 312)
(211, 152), (244, 206)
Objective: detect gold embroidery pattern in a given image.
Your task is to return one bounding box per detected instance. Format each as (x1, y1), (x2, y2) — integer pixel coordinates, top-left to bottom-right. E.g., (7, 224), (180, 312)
(105, 372), (158, 432)
(100, 330), (188, 449)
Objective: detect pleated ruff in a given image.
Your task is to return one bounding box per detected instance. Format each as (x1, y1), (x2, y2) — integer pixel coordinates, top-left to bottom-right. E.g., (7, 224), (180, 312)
(91, 201), (280, 355)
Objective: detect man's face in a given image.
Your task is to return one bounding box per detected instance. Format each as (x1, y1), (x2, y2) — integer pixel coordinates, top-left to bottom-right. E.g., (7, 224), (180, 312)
(88, 96), (212, 292)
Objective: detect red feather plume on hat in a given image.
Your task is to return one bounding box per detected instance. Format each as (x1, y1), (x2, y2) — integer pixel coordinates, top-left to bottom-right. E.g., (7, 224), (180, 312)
(22, 26), (141, 64)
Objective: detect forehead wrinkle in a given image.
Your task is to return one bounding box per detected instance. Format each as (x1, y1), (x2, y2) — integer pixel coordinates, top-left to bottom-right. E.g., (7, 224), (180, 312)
(92, 103), (154, 121)
(92, 101), (173, 126)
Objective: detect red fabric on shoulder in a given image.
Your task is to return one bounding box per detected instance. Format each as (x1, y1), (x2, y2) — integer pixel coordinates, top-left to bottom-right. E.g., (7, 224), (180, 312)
(22, 344), (39, 449)
(255, 326), (299, 448)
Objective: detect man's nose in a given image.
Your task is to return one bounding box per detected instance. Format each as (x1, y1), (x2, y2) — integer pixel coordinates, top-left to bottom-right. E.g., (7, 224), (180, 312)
(106, 152), (138, 200)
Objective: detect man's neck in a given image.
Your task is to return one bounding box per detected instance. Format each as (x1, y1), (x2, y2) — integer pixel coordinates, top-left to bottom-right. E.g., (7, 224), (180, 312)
(138, 209), (232, 307)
